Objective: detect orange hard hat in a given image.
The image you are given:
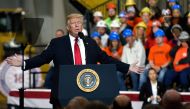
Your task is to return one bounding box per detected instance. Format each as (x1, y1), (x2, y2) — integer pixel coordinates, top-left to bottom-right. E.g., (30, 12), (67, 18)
(106, 2), (116, 9)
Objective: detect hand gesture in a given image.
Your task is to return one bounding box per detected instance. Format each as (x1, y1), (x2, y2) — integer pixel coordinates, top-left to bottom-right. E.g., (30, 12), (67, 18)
(156, 96), (161, 102)
(6, 54), (22, 67)
(129, 62), (144, 74)
(150, 96), (154, 101)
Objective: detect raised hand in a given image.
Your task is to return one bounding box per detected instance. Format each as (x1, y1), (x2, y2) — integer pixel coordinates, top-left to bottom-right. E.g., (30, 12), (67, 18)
(6, 54), (22, 67)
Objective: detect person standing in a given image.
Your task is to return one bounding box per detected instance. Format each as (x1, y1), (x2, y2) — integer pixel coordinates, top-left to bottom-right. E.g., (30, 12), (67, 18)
(6, 13), (144, 109)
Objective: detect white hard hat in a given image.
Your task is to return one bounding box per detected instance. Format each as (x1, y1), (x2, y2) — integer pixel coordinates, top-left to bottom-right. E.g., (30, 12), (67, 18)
(110, 20), (121, 28)
(162, 9), (171, 16)
(93, 11), (103, 17)
(171, 24), (182, 32)
(96, 20), (107, 27)
(179, 31), (190, 40)
(127, 6), (135, 13)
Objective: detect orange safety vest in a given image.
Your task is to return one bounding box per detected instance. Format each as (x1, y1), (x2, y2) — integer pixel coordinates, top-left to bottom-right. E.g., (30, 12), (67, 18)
(173, 47), (190, 72)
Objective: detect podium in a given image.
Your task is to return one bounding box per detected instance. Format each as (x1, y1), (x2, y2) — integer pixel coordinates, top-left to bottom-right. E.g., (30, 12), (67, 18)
(56, 64), (119, 106)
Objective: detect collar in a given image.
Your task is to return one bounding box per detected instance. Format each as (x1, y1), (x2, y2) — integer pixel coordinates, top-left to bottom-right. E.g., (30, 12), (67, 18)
(69, 34), (82, 42)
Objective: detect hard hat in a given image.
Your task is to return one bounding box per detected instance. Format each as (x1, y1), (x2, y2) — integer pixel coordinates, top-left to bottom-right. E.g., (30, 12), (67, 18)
(179, 31), (190, 41)
(140, 7), (152, 16)
(93, 11), (103, 17)
(168, 0), (177, 2)
(106, 2), (116, 9)
(96, 20), (106, 27)
(152, 20), (161, 27)
(122, 29), (133, 38)
(171, 24), (182, 33)
(172, 4), (181, 10)
(126, 6), (136, 13)
(136, 22), (147, 29)
(154, 29), (165, 37)
(110, 20), (121, 28)
(119, 11), (126, 18)
(162, 9), (171, 16)
(109, 32), (120, 40)
(125, 0), (136, 6)
(188, 12), (190, 17)
(91, 31), (100, 38)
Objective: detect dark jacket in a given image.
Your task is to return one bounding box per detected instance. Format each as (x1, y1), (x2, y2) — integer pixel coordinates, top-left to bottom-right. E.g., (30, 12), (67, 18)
(24, 35), (130, 104)
(139, 80), (165, 108)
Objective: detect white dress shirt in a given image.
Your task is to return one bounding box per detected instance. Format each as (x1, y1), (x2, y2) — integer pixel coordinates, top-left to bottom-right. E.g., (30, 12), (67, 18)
(151, 82), (158, 104)
(121, 40), (146, 67)
(69, 34), (86, 65)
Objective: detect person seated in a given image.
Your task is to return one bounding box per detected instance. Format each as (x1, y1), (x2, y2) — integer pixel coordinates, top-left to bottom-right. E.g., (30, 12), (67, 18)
(96, 20), (109, 48)
(165, 31), (190, 91)
(121, 29), (146, 91)
(161, 89), (183, 109)
(146, 0), (161, 20)
(111, 95), (133, 109)
(104, 2), (119, 30)
(139, 29), (171, 89)
(65, 96), (89, 109)
(168, 24), (183, 47)
(84, 100), (108, 109)
(90, 31), (104, 50)
(104, 32), (126, 90)
(125, 0), (141, 28)
(139, 68), (165, 108)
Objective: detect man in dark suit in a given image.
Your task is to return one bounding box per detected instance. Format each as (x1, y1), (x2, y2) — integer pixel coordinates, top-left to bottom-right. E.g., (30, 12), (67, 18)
(6, 13), (143, 109)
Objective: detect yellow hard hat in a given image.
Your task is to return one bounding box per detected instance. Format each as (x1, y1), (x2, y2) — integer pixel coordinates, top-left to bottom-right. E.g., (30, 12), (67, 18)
(135, 22), (147, 29)
(125, 0), (136, 6)
(188, 12), (190, 17)
(140, 7), (152, 16)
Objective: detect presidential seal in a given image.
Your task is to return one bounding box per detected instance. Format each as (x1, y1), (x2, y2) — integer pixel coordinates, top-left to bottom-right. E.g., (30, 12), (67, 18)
(77, 69), (100, 92)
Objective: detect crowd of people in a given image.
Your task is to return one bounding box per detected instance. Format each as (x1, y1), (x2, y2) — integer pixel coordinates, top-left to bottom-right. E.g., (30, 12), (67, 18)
(63, 89), (189, 109)
(88, 0), (190, 92)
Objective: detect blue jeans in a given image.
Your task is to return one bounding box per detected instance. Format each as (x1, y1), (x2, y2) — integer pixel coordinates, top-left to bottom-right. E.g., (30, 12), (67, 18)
(117, 71), (127, 91)
(130, 72), (139, 91)
(139, 65), (167, 89)
(165, 68), (190, 87)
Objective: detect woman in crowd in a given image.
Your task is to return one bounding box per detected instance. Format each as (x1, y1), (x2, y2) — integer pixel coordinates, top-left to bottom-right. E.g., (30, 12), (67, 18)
(104, 32), (126, 90)
(139, 68), (165, 109)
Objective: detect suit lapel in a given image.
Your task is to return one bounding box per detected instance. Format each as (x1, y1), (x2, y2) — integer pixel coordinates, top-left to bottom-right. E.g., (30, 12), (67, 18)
(148, 81), (153, 95)
(65, 35), (74, 64)
(84, 41), (89, 64)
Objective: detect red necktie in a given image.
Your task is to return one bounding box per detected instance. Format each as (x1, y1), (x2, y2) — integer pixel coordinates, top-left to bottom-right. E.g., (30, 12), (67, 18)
(74, 37), (82, 65)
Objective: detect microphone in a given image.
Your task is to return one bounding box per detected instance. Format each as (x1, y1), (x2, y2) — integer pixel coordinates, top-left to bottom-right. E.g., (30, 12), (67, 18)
(78, 32), (84, 39)
(78, 32), (88, 45)
(78, 32), (88, 62)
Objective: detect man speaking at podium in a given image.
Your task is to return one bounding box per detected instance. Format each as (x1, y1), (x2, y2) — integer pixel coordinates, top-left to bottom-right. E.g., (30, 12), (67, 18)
(6, 13), (143, 109)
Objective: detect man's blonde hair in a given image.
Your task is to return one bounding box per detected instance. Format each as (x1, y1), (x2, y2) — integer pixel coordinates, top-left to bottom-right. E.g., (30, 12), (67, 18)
(67, 13), (84, 25)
